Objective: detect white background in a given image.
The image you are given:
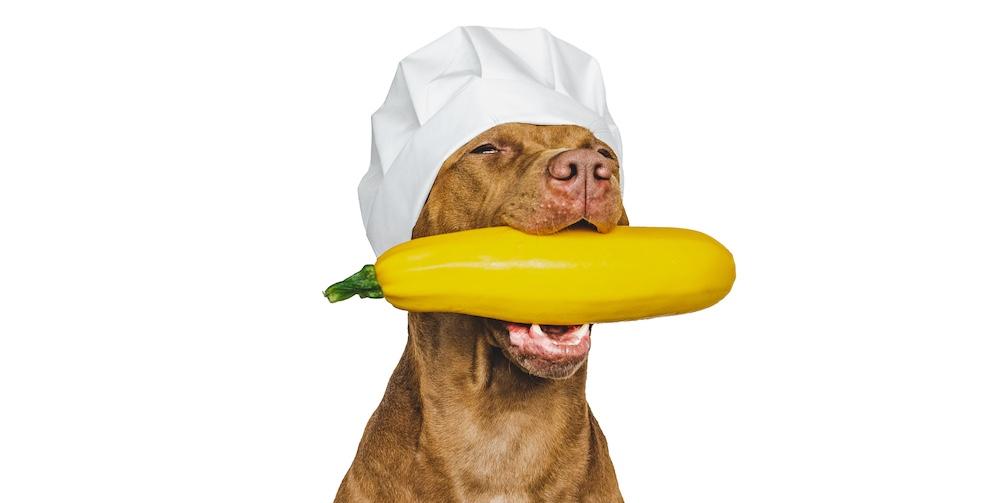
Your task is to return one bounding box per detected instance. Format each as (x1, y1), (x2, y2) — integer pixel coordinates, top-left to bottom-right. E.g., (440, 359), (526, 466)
(2, 1), (998, 501)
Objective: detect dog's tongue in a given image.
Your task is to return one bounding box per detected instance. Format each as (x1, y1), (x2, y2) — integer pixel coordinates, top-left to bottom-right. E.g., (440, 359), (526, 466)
(504, 322), (592, 360)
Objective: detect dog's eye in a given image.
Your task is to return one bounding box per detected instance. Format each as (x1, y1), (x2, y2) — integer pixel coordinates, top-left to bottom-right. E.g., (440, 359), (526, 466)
(597, 148), (615, 160)
(470, 143), (500, 154)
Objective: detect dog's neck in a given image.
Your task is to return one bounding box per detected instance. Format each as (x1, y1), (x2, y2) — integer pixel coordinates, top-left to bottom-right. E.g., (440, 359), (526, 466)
(404, 312), (594, 494)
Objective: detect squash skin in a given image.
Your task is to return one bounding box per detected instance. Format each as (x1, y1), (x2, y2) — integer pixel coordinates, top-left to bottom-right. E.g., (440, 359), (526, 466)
(374, 226), (735, 325)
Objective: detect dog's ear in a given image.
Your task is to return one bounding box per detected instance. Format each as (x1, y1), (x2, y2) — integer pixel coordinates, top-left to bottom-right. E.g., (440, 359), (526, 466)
(411, 134), (481, 240)
(412, 202), (431, 240)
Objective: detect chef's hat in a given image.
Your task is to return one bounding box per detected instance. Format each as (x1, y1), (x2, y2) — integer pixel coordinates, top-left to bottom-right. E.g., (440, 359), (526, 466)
(358, 26), (622, 256)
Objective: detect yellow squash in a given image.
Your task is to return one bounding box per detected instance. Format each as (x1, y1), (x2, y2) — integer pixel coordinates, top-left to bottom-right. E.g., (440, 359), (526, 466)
(325, 226), (735, 325)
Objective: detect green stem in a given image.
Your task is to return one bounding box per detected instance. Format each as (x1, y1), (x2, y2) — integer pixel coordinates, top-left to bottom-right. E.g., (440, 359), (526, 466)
(324, 264), (384, 303)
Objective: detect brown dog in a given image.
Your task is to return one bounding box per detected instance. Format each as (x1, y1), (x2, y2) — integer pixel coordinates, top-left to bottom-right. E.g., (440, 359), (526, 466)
(335, 123), (629, 502)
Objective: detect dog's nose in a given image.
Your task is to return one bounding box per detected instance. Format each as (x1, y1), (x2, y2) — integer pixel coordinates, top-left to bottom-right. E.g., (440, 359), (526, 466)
(547, 149), (611, 182)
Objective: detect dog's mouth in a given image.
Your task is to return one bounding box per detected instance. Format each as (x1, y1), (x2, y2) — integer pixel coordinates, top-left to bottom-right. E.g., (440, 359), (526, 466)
(503, 322), (592, 362)
(488, 219), (600, 377)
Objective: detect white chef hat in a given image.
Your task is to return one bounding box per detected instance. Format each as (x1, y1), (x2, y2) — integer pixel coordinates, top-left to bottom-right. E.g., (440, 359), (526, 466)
(358, 26), (622, 256)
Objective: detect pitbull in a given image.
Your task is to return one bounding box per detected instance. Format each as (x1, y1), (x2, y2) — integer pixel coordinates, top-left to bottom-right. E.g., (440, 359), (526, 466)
(335, 122), (628, 502)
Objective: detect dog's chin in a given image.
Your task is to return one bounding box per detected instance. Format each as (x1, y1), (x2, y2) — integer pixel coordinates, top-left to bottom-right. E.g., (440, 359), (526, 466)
(491, 321), (592, 379)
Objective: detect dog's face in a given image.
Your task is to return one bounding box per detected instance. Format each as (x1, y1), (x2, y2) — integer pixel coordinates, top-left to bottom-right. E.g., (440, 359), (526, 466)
(412, 123), (628, 379)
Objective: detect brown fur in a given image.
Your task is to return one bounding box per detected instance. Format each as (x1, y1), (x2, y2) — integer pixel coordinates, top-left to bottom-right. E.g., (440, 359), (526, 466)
(336, 123), (629, 502)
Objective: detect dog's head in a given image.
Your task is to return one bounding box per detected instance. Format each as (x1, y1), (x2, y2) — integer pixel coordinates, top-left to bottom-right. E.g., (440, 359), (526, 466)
(412, 122), (628, 379)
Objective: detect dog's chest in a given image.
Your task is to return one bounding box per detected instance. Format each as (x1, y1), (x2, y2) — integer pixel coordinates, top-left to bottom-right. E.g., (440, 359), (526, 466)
(372, 397), (604, 502)
(449, 409), (549, 473)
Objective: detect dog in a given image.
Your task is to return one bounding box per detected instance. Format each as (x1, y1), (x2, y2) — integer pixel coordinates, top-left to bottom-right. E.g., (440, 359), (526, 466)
(335, 122), (628, 502)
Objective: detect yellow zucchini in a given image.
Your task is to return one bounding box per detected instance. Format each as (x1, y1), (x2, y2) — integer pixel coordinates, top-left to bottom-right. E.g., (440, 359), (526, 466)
(325, 226), (735, 325)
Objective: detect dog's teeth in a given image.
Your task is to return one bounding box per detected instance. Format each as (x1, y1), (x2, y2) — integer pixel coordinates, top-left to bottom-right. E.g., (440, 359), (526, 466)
(522, 323), (591, 348)
(529, 323), (546, 339)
